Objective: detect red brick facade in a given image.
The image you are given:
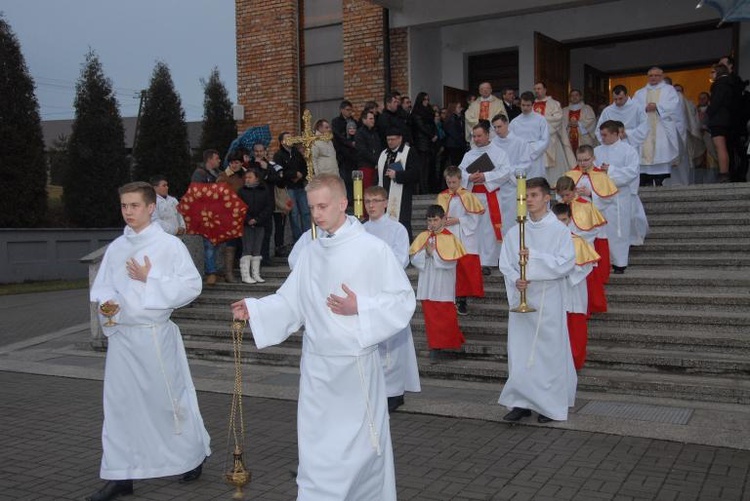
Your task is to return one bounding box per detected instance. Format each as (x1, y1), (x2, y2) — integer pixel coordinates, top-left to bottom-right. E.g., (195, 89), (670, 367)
(235, 0), (300, 143)
(389, 27), (409, 98)
(235, 0), (409, 141)
(342, 0), (385, 116)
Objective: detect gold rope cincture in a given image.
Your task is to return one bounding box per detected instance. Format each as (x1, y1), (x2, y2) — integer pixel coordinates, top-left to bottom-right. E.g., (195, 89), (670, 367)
(225, 318), (251, 499)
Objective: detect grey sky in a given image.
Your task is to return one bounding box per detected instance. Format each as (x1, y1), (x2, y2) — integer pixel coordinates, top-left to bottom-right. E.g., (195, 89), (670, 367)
(2, 0), (236, 122)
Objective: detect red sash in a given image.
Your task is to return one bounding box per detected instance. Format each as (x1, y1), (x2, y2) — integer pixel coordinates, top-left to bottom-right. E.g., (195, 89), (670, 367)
(422, 300), (465, 350)
(471, 184), (502, 241)
(456, 254), (484, 297)
(568, 109), (581, 152)
(566, 312), (588, 370)
(479, 101), (490, 120)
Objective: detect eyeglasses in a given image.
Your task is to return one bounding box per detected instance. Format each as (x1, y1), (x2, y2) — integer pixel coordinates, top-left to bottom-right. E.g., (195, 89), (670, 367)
(364, 199), (387, 204)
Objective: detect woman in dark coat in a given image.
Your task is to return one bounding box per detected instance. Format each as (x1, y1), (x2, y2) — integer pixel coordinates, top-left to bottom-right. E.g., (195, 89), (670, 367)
(410, 91), (439, 193)
(444, 101), (467, 167)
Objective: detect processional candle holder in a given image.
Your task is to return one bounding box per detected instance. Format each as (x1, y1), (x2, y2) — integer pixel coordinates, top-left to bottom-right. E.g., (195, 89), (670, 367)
(352, 170), (364, 220)
(510, 172), (536, 313)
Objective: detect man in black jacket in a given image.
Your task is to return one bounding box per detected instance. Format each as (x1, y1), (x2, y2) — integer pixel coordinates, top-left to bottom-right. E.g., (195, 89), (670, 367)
(355, 110), (382, 192)
(377, 92), (411, 146)
(273, 132), (310, 242)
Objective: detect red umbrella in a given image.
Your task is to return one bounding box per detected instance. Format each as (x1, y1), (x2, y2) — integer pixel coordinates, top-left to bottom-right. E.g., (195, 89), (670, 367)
(178, 182), (247, 245)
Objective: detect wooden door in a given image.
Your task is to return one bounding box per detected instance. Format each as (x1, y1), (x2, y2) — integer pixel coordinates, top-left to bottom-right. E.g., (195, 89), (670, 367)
(584, 64), (609, 111)
(534, 32), (570, 106)
(443, 86), (469, 109)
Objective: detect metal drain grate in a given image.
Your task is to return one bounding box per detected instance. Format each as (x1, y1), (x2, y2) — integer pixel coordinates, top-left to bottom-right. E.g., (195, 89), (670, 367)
(578, 401), (693, 425)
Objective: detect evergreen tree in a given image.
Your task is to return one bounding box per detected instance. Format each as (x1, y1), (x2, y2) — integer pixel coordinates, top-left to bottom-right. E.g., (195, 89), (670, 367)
(63, 50), (129, 227)
(196, 68), (236, 163)
(133, 62), (191, 197)
(0, 16), (47, 227)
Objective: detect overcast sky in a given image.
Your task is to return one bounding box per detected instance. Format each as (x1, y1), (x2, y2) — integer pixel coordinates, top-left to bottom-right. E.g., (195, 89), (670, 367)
(2, 0), (236, 122)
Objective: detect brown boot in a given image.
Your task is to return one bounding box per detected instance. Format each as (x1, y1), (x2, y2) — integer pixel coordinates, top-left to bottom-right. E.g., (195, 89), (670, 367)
(224, 246), (237, 283)
(205, 273), (217, 286)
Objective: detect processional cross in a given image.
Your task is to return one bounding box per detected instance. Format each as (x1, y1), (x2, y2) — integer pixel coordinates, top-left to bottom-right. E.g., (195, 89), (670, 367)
(282, 109), (333, 239)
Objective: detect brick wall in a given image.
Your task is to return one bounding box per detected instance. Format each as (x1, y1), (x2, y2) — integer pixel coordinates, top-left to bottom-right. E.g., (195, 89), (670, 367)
(389, 27), (409, 98)
(342, 0), (385, 118)
(235, 0), (300, 148)
(236, 0), (410, 139)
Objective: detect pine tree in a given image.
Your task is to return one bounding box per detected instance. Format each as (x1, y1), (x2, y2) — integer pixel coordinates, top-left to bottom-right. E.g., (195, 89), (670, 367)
(196, 68), (236, 163)
(0, 16), (47, 227)
(133, 62), (191, 197)
(63, 50), (129, 227)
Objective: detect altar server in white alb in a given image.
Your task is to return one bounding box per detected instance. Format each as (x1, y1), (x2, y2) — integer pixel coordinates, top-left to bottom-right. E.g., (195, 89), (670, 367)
(458, 121), (511, 273)
(633, 67), (680, 187)
(150, 175), (185, 235)
(595, 85), (650, 149)
(363, 185), (421, 413)
(88, 182), (210, 501)
(498, 177), (577, 424)
(231, 174), (415, 501)
(509, 91), (549, 180)
(595, 86), (650, 246)
(492, 113), (533, 232)
(594, 122), (642, 274)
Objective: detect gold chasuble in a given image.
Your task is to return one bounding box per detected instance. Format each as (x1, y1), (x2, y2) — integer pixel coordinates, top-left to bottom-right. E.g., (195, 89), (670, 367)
(436, 188), (485, 215)
(565, 166), (619, 198)
(570, 197), (607, 232)
(572, 234), (601, 266)
(409, 228), (467, 261)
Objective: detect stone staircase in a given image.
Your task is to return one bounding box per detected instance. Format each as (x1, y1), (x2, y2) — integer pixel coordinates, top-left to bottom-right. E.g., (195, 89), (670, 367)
(173, 184), (750, 405)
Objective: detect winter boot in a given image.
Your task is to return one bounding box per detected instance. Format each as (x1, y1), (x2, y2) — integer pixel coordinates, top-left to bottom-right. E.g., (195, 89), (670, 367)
(224, 246), (237, 283)
(240, 256), (255, 284)
(250, 256), (266, 283)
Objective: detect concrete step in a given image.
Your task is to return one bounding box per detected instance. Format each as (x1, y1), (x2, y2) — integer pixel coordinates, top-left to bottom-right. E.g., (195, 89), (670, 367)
(627, 253), (750, 267)
(177, 319), (750, 356)
(630, 240), (750, 253)
(193, 285), (750, 311)
(646, 213), (750, 227)
(640, 199), (750, 214)
(643, 226), (750, 240)
(181, 338), (750, 404)
(174, 301), (750, 331)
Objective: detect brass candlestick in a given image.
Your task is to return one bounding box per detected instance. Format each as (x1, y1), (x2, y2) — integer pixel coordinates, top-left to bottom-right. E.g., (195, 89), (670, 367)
(510, 172), (536, 313)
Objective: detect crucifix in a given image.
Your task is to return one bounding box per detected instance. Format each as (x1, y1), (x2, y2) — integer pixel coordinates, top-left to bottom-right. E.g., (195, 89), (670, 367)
(282, 109), (333, 239)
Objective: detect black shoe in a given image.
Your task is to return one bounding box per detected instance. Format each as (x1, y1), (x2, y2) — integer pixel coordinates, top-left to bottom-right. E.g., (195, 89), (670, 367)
(612, 265), (626, 274)
(86, 480), (133, 501)
(482, 266), (492, 276)
(537, 414), (553, 423)
(503, 407), (531, 422)
(180, 460), (204, 483)
(388, 395), (405, 413)
(456, 298), (468, 316)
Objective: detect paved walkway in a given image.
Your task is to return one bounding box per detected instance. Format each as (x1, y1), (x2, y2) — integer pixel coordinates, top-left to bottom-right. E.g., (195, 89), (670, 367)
(1, 291), (750, 500)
